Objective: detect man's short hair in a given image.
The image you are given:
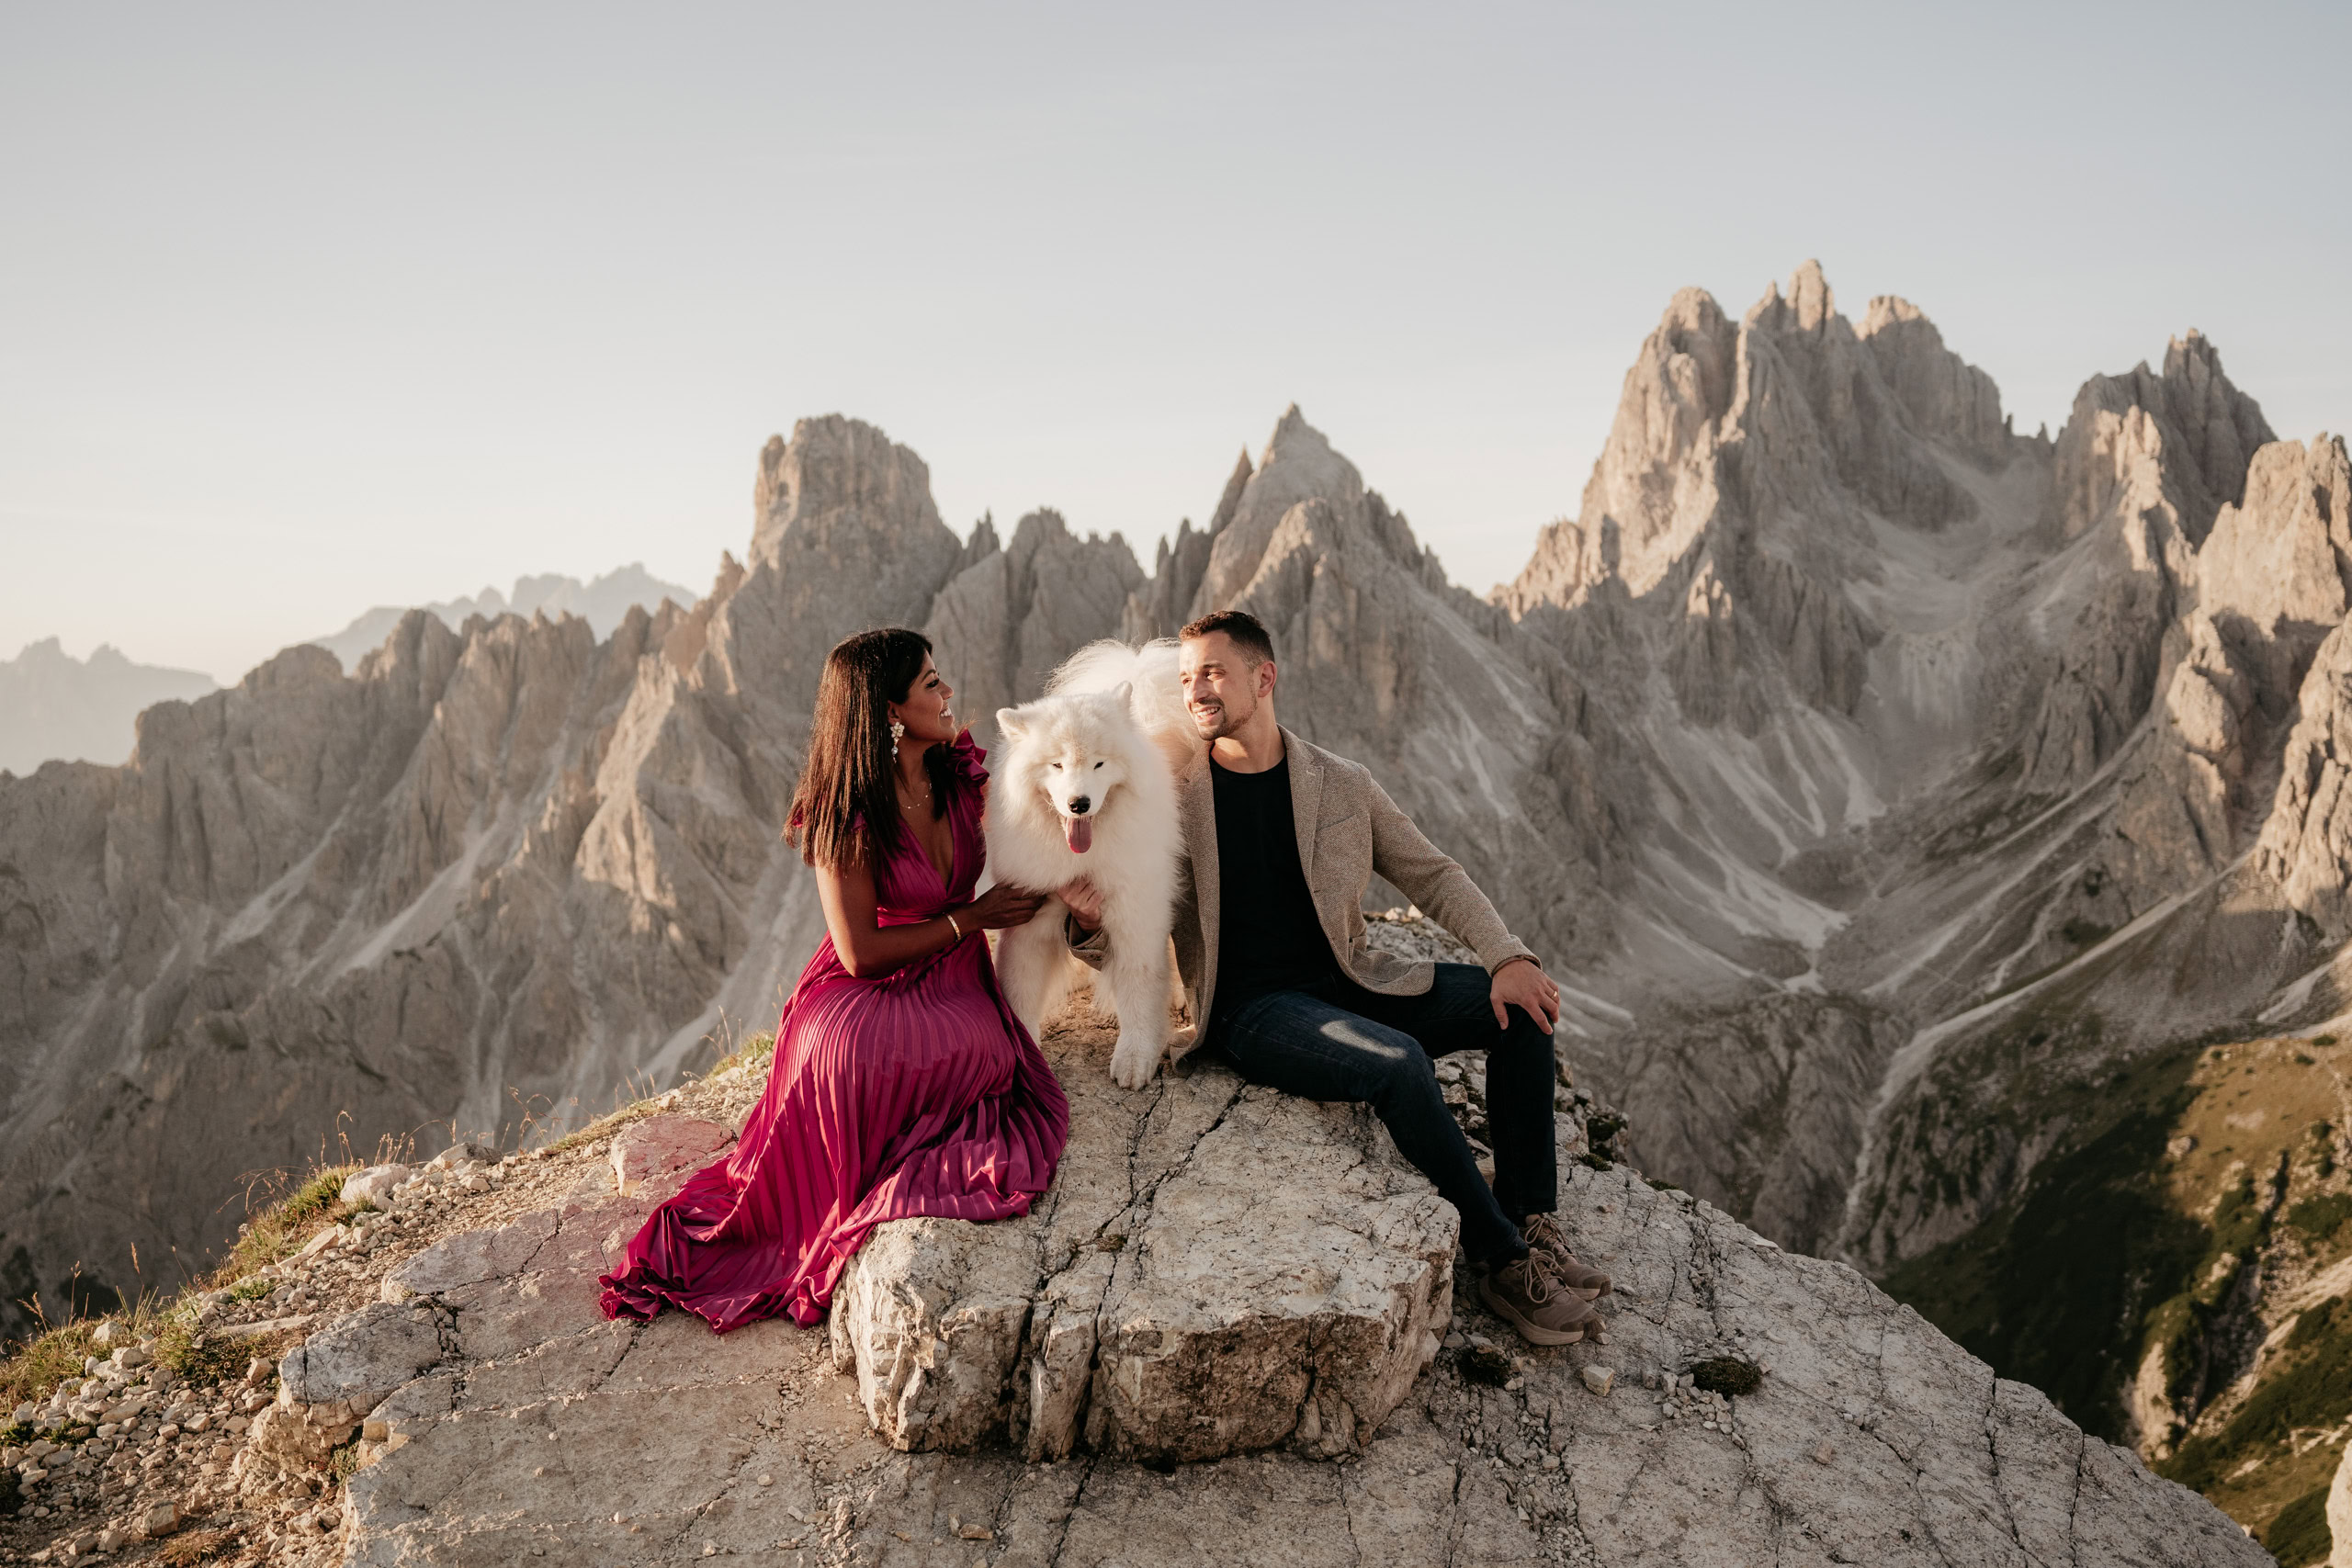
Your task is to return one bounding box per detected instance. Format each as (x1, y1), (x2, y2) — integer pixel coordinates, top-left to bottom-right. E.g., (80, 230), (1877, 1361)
(1179, 609), (1275, 665)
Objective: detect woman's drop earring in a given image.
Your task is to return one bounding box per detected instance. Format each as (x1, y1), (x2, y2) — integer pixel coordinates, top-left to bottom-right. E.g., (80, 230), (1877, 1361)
(889, 717), (905, 760)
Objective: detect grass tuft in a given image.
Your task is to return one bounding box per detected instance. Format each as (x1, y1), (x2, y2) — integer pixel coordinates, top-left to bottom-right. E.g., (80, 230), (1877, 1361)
(1690, 1357), (1763, 1397)
(2, 1158), (361, 1404)
(156, 1527), (237, 1564)
(0, 1314), (100, 1411)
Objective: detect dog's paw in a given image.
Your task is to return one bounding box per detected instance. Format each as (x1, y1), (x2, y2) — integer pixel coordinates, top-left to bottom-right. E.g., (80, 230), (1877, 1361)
(1107, 1032), (1161, 1089)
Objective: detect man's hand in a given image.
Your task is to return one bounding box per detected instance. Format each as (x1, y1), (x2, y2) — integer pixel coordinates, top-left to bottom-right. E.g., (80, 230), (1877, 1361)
(1061, 875), (1105, 932)
(1490, 956), (1559, 1034)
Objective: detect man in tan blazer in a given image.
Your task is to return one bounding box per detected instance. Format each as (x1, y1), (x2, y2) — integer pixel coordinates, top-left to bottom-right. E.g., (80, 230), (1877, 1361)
(1068, 610), (1610, 1346)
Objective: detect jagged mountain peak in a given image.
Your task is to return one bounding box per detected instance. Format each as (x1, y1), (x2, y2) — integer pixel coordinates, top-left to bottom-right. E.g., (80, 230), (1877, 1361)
(1503, 264), (2010, 621)
(751, 413), (948, 566)
(1745, 256), (1838, 335)
(2050, 330), (2275, 547)
(1190, 407), (1370, 617)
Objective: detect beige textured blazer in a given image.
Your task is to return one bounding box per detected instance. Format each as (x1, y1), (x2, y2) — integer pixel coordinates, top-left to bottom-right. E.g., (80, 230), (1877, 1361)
(1075, 726), (1538, 1062)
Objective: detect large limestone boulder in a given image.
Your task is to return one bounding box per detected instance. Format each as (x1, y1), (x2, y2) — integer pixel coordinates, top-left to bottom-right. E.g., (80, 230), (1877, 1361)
(826, 1025), (1455, 1462)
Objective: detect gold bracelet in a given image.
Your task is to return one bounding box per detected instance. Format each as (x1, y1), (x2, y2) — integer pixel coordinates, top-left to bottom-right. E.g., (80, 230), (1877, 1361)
(945, 911), (963, 942)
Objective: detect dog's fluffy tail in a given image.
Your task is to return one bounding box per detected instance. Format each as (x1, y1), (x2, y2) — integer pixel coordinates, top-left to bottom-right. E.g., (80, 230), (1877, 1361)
(1050, 638), (1199, 772)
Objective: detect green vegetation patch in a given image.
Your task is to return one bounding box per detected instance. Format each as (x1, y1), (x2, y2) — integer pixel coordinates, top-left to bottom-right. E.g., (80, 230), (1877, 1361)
(153, 1304), (250, 1386)
(2289, 1297), (2344, 1350)
(2162, 1313), (2352, 1495)
(2288, 1192), (2352, 1244)
(2262, 1481), (2335, 1568)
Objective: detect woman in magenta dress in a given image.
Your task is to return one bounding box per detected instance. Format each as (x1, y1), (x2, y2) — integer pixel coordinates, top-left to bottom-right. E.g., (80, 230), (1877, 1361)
(599, 627), (1069, 1332)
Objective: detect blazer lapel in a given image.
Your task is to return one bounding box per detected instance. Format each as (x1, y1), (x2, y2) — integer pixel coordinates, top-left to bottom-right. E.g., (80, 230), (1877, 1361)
(1283, 727), (1323, 887)
(1181, 751), (1218, 963)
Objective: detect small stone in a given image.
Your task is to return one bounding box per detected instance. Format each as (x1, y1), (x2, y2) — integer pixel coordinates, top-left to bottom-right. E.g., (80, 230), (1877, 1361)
(703, 1544), (718, 1557)
(1541, 1453), (1559, 1471)
(1812, 1441), (1836, 1465)
(1580, 1366), (1613, 1397)
(340, 1164), (413, 1209)
(758, 1473), (774, 1486)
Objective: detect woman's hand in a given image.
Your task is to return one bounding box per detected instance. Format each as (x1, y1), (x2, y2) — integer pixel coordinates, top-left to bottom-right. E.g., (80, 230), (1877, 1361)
(960, 882), (1048, 931)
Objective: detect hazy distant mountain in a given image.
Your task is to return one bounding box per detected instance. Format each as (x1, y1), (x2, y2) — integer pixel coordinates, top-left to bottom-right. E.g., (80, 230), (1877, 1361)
(0, 637), (218, 774)
(309, 562), (694, 671)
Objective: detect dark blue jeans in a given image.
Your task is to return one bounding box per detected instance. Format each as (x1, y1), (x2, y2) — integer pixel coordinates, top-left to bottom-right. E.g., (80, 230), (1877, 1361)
(1212, 963), (1557, 1266)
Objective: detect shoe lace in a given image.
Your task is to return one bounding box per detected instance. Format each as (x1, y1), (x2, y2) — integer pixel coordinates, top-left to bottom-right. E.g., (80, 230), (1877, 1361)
(1511, 1256), (1555, 1304)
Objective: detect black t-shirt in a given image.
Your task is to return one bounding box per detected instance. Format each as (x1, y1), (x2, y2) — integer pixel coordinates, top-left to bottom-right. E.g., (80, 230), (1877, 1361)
(1210, 754), (1340, 1015)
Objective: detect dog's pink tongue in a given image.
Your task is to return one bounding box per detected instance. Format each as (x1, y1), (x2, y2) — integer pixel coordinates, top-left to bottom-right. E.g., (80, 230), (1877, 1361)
(1065, 817), (1093, 854)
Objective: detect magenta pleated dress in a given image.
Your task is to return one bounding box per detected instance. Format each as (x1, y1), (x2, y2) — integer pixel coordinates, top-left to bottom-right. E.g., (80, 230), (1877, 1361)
(598, 732), (1069, 1332)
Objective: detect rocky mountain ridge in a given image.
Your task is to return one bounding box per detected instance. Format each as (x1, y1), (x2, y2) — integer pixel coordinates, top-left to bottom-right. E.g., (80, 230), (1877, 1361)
(5, 265), (2351, 1546)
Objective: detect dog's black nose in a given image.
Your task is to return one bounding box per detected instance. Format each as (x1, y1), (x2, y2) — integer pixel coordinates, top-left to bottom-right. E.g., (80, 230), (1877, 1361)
(1069, 795), (1091, 815)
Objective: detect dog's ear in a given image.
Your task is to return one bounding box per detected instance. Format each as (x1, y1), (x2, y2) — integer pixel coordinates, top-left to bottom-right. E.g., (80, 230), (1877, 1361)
(996, 707), (1027, 742)
(1109, 682), (1133, 711)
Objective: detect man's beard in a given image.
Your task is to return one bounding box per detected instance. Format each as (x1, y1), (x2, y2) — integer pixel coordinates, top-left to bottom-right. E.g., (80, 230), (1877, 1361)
(1190, 695), (1247, 740)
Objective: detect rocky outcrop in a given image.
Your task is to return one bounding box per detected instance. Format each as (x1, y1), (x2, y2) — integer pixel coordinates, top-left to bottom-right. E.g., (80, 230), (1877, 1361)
(1592, 993), (1891, 1258)
(5, 1009), (2260, 1567)
(828, 1024), (1454, 1462)
(2256, 611), (2352, 940)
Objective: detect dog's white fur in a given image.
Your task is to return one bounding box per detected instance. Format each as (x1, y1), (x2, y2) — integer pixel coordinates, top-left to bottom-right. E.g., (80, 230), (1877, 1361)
(987, 639), (1197, 1089)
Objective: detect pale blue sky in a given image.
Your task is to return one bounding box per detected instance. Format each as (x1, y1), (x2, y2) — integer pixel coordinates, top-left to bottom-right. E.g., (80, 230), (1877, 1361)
(5, 2), (2346, 682)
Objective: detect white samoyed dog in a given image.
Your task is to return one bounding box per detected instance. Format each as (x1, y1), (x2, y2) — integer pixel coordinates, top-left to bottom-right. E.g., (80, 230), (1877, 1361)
(987, 638), (1197, 1089)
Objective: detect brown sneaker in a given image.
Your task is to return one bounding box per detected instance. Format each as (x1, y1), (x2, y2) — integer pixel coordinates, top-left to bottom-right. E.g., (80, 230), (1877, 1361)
(1478, 1255), (1605, 1347)
(1521, 1213), (1611, 1301)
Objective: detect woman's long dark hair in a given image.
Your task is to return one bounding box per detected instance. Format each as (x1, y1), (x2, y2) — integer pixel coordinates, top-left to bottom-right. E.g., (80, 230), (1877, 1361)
(786, 627), (955, 870)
